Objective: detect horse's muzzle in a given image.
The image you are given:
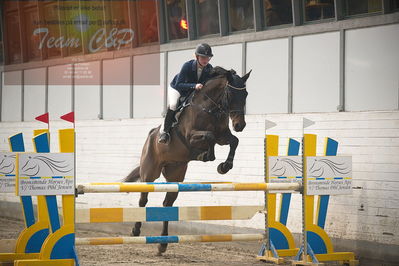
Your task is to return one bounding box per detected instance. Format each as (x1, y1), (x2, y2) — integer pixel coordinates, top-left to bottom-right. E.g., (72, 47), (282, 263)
(233, 121), (246, 132)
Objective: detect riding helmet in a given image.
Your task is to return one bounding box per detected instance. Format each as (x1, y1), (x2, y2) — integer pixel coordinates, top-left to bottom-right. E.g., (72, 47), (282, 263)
(195, 43), (213, 57)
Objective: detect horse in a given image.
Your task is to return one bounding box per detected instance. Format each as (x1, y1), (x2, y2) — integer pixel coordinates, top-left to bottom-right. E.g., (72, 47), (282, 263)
(123, 66), (251, 255)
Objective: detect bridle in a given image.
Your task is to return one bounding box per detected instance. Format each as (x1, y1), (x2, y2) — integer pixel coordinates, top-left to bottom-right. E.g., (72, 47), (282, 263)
(198, 80), (246, 117)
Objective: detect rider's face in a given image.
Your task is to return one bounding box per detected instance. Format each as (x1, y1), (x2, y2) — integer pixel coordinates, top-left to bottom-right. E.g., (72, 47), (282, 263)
(197, 55), (211, 66)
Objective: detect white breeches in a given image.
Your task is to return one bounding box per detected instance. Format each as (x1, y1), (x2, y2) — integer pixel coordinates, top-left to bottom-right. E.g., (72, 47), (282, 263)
(167, 87), (181, 111)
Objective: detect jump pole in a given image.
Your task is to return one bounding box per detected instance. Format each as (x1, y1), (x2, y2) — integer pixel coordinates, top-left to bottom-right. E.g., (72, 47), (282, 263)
(76, 182), (301, 194)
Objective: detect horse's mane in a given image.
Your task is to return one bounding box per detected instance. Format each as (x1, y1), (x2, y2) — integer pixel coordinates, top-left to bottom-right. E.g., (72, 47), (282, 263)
(209, 66), (235, 83)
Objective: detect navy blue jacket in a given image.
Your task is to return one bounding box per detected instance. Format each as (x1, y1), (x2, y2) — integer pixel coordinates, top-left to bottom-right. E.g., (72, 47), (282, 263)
(170, 60), (213, 97)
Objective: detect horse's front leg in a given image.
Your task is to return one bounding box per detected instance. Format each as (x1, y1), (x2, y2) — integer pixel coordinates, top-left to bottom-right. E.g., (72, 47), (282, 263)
(158, 191), (179, 256)
(189, 130), (216, 161)
(216, 133), (239, 174)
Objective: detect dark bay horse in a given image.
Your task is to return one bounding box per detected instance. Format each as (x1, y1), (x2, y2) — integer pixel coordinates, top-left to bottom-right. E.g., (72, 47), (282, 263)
(124, 67), (251, 255)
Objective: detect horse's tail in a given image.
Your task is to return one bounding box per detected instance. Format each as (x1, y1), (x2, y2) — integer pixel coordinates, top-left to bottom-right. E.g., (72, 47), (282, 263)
(123, 166), (141, 182)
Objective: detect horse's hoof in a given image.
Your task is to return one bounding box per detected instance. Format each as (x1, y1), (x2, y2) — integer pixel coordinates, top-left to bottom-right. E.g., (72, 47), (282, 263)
(197, 152), (208, 162)
(132, 229), (140, 236)
(217, 162), (233, 174)
(208, 153), (216, 161)
(158, 244), (167, 255)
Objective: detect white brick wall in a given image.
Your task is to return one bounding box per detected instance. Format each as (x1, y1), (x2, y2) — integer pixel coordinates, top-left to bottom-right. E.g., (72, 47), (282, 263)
(1, 110), (398, 245)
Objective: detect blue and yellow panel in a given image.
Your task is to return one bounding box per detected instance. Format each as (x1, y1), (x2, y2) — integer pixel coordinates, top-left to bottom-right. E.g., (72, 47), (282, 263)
(75, 234), (263, 246)
(76, 205), (263, 223)
(265, 135), (298, 252)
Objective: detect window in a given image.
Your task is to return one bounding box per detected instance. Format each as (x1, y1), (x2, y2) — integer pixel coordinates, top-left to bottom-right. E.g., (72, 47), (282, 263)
(304, 0), (335, 21)
(79, 0), (106, 54)
(0, 5), (3, 64)
(166, 0), (188, 40)
(5, 1), (18, 11)
(264, 0), (293, 27)
(24, 6), (42, 61)
(42, 2), (62, 58)
(229, 0), (254, 32)
(102, 1), (133, 50)
(196, 0), (220, 36)
(109, 1), (132, 49)
(343, 0), (382, 16)
(5, 11), (22, 63)
(59, 1), (83, 55)
(392, 0), (399, 10)
(137, 0), (159, 44)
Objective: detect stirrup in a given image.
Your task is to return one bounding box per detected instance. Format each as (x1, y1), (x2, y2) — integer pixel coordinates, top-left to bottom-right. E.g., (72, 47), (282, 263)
(158, 132), (171, 144)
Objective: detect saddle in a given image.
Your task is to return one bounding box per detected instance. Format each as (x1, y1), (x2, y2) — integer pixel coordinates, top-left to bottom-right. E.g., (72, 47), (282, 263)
(172, 92), (195, 127)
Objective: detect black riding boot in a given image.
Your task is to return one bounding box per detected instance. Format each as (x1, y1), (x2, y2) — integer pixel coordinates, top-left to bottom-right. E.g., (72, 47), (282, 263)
(158, 109), (175, 144)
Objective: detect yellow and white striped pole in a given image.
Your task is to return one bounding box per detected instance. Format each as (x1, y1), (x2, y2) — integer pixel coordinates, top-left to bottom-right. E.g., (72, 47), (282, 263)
(76, 182), (302, 194)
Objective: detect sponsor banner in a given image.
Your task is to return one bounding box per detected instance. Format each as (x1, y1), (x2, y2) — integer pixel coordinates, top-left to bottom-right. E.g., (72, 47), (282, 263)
(0, 152), (17, 193)
(268, 156), (302, 193)
(18, 153), (74, 196)
(306, 156), (352, 195)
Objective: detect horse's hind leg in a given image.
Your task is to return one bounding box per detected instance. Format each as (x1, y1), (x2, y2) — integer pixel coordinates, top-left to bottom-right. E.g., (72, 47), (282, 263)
(157, 192), (179, 256)
(132, 157), (162, 237)
(132, 192), (148, 236)
(157, 163), (188, 255)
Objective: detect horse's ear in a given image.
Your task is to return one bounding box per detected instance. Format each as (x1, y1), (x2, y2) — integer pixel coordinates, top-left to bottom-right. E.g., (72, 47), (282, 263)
(229, 69), (236, 75)
(242, 70), (252, 83)
(226, 70), (234, 83)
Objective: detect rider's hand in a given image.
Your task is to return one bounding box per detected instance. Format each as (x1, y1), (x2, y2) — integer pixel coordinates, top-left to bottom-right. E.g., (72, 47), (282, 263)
(195, 84), (203, 90)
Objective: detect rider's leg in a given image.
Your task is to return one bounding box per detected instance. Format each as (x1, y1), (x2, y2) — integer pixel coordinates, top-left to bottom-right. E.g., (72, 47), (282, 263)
(159, 87), (180, 144)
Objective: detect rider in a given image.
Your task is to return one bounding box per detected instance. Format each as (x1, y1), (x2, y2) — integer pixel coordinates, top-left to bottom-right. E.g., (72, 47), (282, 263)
(158, 43), (214, 144)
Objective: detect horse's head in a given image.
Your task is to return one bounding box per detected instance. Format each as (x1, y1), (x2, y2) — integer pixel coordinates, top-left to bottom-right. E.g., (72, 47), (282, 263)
(207, 67), (251, 132)
(225, 69), (251, 132)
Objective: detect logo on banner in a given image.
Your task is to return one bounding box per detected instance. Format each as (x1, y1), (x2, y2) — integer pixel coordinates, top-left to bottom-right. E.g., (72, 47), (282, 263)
(306, 156), (352, 195)
(0, 152), (17, 193)
(18, 153), (75, 196)
(33, 27), (134, 53)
